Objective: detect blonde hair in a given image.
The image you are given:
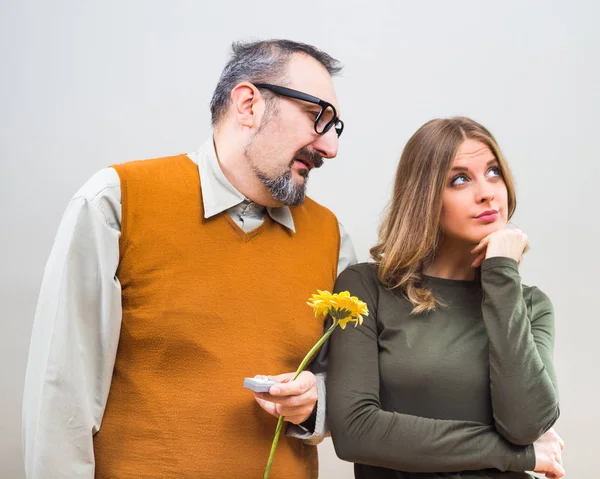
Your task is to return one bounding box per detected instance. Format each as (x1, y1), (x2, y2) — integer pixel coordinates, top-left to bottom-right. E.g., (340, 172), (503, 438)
(370, 117), (517, 314)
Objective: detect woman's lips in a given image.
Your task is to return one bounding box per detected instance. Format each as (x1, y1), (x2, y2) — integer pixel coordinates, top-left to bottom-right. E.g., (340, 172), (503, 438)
(475, 210), (499, 221)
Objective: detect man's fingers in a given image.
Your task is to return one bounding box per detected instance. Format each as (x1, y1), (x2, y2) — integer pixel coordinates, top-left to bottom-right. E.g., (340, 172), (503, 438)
(270, 381), (306, 396)
(255, 388), (316, 406)
(268, 372), (315, 397)
(254, 392), (315, 423)
(254, 395), (278, 418)
(277, 402), (314, 418)
(266, 373), (295, 385)
(252, 371), (317, 424)
(255, 392), (300, 406)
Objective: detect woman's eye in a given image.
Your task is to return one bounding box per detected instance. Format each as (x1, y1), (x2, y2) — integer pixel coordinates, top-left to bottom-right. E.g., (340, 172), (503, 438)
(451, 174), (468, 186)
(488, 166), (502, 178)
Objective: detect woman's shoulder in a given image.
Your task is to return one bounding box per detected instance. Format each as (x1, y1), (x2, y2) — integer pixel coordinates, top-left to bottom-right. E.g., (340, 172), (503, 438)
(339, 262), (379, 281)
(336, 262), (384, 311)
(336, 262), (382, 294)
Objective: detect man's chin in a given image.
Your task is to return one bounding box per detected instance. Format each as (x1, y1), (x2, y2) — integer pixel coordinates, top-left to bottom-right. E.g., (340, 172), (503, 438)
(280, 192), (306, 207)
(259, 168), (307, 206)
(291, 167), (309, 181)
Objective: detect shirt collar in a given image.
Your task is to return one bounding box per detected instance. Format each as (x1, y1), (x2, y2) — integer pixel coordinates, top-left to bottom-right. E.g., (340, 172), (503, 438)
(186, 137), (296, 233)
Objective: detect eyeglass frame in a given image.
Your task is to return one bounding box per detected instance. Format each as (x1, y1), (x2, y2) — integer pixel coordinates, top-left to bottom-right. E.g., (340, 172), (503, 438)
(254, 83), (344, 137)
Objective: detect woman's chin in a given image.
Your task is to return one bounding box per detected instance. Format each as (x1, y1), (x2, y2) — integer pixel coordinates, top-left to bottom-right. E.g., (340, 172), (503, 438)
(444, 220), (508, 246)
(469, 222), (506, 243)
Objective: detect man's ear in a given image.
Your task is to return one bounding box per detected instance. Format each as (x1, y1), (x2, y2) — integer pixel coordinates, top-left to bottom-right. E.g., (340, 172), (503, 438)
(230, 82), (263, 129)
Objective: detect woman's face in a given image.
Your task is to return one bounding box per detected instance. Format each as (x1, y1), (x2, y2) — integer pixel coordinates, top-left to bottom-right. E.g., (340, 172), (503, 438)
(440, 139), (508, 245)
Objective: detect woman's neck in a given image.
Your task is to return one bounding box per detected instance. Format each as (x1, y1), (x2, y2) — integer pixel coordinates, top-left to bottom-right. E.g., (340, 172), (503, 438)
(423, 238), (478, 281)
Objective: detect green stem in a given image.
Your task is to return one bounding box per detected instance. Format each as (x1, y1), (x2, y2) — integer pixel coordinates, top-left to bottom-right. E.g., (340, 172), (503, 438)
(292, 321), (337, 380)
(263, 415), (285, 479)
(263, 321), (338, 479)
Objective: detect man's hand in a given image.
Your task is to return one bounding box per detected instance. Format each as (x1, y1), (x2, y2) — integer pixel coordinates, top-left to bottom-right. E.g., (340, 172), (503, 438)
(252, 371), (318, 425)
(533, 428), (565, 478)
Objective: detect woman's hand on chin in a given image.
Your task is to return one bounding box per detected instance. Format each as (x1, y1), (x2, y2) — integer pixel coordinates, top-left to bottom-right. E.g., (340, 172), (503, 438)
(470, 227), (529, 268)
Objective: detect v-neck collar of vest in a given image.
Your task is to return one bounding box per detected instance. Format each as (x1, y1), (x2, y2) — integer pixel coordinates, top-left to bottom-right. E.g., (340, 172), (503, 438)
(186, 137), (296, 234)
(223, 213), (272, 242)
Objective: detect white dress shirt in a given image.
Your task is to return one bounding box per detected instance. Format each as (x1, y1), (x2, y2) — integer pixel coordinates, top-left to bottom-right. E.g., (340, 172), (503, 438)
(22, 138), (357, 478)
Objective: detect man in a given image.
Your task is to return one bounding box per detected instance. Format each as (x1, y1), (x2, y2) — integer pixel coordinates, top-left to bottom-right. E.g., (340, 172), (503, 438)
(22, 39), (356, 478)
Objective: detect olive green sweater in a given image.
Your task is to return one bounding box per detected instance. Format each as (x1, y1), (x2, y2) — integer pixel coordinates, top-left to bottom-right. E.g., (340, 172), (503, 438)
(327, 257), (559, 478)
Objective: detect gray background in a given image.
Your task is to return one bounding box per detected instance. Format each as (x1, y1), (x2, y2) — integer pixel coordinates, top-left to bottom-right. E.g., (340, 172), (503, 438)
(1, 0), (598, 477)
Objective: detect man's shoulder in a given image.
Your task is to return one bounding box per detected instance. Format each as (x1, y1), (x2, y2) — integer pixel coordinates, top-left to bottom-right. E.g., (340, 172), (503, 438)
(72, 152), (195, 207)
(74, 167), (121, 202)
(112, 153), (193, 174)
(69, 167), (122, 230)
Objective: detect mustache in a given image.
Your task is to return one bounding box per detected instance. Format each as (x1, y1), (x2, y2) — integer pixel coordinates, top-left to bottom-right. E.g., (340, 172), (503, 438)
(292, 147), (324, 169)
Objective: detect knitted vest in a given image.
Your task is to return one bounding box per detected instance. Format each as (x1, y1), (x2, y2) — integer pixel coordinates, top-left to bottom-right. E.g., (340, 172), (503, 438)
(93, 154), (340, 478)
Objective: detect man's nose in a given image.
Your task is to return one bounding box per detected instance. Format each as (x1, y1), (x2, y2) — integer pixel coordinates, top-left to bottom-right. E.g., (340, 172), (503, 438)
(311, 128), (339, 160)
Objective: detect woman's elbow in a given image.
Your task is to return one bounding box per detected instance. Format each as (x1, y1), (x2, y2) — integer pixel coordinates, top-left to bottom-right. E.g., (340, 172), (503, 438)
(496, 425), (539, 446)
(329, 414), (370, 463)
(496, 405), (560, 445)
(330, 431), (369, 463)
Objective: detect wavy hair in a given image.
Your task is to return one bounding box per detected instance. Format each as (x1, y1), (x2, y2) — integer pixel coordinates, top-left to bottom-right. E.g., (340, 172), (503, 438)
(370, 117), (517, 313)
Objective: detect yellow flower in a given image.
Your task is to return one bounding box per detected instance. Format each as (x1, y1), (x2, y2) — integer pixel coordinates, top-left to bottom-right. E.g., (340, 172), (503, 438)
(264, 289), (368, 478)
(307, 290), (369, 329)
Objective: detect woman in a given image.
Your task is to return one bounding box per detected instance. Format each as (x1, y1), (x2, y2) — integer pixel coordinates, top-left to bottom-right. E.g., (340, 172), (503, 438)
(327, 117), (564, 478)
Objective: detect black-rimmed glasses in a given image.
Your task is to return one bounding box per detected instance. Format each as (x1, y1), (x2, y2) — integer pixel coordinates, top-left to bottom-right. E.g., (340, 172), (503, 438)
(254, 83), (344, 137)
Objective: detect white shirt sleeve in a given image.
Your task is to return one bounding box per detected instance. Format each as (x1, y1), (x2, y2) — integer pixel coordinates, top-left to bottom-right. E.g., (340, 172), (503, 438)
(22, 168), (123, 478)
(337, 221), (358, 276)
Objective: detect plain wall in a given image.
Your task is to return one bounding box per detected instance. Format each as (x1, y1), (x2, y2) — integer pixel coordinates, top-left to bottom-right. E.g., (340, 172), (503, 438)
(1, 0), (598, 477)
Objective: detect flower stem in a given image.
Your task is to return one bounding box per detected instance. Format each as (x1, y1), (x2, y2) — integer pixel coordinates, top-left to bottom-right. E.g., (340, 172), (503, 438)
(263, 321), (338, 479)
(292, 321), (337, 380)
(263, 415), (284, 479)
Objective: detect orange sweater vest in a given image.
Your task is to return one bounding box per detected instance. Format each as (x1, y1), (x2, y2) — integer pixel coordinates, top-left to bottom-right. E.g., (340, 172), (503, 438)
(93, 155), (340, 478)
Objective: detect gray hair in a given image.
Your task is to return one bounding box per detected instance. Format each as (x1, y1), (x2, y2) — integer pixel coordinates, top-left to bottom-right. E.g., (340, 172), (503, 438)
(210, 39), (342, 127)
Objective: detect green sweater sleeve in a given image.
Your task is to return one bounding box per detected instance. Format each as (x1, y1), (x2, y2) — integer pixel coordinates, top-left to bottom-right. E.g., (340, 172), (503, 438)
(327, 267), (535, 473)
(480, 257), (560, 445)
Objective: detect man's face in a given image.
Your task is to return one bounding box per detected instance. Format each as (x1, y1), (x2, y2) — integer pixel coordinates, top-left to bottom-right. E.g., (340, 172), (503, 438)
(244, 54), (341, 206)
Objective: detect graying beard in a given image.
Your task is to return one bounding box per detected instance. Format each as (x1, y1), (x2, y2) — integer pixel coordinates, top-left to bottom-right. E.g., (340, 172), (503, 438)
(255, 168), (306, 206)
